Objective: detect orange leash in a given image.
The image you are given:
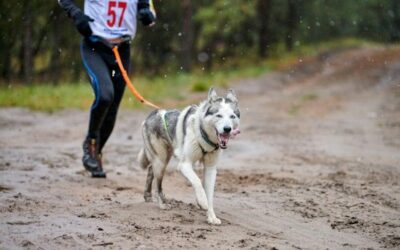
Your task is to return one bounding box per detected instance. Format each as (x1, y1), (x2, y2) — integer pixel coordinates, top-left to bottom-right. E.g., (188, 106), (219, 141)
(112, 46), (160, 109)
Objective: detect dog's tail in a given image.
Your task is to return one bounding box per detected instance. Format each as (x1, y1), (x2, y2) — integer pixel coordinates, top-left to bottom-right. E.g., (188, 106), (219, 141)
(137, 148), (150, 170)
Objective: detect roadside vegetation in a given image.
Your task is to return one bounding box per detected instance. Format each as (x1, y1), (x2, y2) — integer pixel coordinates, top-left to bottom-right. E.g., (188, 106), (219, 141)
(0, 39), (379, 112)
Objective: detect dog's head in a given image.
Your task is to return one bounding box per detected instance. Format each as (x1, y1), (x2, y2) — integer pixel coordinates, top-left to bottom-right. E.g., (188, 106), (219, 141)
(203, 87), (241, 149)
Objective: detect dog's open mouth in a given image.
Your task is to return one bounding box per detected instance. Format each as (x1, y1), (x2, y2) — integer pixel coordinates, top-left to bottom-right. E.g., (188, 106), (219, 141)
(217, 133), (230, 149)
(216, 128), (240, 149)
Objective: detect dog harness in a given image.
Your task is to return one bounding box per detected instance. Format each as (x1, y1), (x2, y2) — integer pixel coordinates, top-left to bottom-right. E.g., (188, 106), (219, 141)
(160, 110), (173, 143)
(160, 106), (219, 154)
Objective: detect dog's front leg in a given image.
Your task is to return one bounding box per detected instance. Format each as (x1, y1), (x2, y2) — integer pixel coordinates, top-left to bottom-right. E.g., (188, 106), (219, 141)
(204, 165), (221, 225)
(179, 161), (208, 210)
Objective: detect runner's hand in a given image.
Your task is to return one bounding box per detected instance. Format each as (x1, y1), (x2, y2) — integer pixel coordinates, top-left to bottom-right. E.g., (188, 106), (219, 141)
(138, 0), (156, 26)
(73, 11), (94, 37)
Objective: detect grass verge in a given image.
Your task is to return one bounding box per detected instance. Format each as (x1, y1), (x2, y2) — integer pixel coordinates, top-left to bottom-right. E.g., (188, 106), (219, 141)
(0, 64), (271, 112)
(0, 38), (378, 112)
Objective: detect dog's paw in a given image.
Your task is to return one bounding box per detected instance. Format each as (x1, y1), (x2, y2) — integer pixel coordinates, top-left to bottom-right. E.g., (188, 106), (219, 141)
(159, 203), (172, 210)
(207, 217), (221, 225)
(158, 192), (168, 203)
(156, 194), (171, 210)
(196, 197), (209, 210)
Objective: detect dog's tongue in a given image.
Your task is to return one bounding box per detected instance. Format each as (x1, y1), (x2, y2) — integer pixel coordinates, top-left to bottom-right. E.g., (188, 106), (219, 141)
(218, 133), (230, 148)
(230, 128), (241, 139)
(217, 128), (240, 149)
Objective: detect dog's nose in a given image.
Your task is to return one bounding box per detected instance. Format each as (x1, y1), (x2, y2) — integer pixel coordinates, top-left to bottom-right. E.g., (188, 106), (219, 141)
(223, 126), (232, 133)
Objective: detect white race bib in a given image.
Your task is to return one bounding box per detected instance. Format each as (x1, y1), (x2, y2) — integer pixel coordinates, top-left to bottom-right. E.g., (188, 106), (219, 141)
(84, 0), (139, 39)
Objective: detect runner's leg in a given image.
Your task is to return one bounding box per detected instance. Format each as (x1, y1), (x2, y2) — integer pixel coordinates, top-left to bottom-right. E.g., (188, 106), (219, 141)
(98, 43), (130, 152)
(80, 40), (115, 141)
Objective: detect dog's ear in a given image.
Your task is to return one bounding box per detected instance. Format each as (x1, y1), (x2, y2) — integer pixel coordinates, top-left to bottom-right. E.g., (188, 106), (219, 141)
(208, 87), (218, 103)
(226, 89), (238, 103)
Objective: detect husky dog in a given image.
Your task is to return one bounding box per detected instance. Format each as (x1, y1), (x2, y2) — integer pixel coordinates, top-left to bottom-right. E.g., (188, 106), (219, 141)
(137, 88), (240, 224)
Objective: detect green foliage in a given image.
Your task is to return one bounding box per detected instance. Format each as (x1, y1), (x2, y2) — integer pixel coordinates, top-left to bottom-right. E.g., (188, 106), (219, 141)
(0, 83), (92, 112)
(191, 81), (210, 92)
(195, 0), (256, 47)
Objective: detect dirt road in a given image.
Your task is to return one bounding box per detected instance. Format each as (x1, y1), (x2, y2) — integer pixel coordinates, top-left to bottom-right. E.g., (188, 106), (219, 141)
(1, 46), (399, 249)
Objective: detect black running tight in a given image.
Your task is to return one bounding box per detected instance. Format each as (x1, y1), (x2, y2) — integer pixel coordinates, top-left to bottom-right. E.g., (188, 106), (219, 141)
(80, 38), (130, 152)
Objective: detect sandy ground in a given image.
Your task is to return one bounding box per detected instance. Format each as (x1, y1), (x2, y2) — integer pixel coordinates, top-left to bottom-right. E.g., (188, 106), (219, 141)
(1, 46), (400, 250)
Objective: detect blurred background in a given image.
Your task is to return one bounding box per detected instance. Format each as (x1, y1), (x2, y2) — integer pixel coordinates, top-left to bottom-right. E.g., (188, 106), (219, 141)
(1, 2), (400, 247)
(0, 0), (399, 109)
(1, 0), (399, 83)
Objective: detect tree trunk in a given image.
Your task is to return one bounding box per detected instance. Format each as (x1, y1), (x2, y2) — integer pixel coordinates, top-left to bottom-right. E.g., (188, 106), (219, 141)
(22, 0), (34, 84)
(181, 0), (194, 72)
(257, 0), (271, 58)
(390, 0), (400, 42)
(286, 0), (298, 51)
(50, 10), (61, 85)
(0, 23), (16, 83)
(1, 45), (12, 83)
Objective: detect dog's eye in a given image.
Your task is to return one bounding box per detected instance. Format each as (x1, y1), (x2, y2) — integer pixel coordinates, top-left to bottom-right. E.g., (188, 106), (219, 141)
(216, 114), (223, 118)
(230, 115), (236, 119)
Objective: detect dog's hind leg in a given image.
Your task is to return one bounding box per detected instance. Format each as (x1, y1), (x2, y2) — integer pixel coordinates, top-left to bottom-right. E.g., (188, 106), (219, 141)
(144, 165), (154, 202)
(152, 157), (171, 210)
(179, 161), (208, 211)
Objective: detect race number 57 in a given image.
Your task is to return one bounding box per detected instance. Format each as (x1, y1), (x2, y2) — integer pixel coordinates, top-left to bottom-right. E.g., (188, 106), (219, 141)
(107, 1), (127, 27)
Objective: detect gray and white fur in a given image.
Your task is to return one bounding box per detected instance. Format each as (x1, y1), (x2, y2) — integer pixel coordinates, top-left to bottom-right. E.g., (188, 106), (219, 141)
(137, 87), (240, 224)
